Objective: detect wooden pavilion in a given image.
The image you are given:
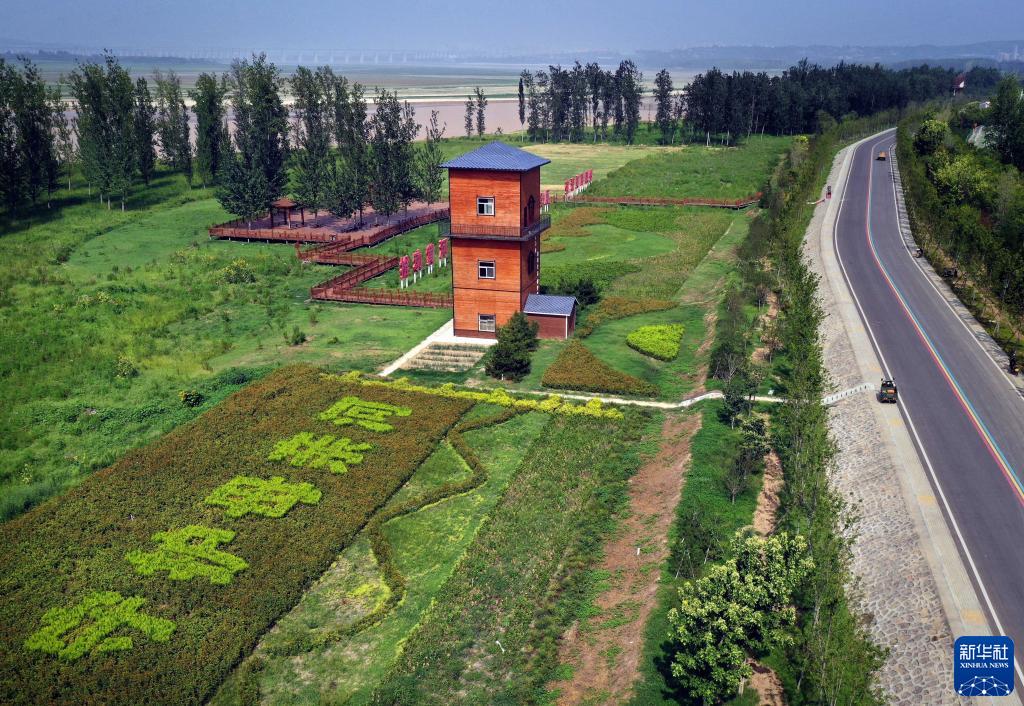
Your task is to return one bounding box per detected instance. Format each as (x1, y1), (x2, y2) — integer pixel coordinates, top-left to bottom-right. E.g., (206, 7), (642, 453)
(269, 197), (306, 228)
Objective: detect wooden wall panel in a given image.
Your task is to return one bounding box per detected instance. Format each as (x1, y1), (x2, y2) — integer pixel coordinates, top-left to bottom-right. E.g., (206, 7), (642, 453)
(449, 170), (522, 229)
(451, 238), (522, 292)
(453, 288), (522, 333)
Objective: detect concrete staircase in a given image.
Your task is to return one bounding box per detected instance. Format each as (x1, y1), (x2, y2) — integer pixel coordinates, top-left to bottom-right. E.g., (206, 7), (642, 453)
(401, 343), (487, 372)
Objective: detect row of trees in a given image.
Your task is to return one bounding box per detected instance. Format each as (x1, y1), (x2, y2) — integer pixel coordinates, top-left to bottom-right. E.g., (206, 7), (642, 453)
(1, 52), (447, 225)
(683, 62), (1003, 144)
(516, 60), (645, 144)
(216, 56), (441, 228)
(0, 58), (63, 210)
(899, 98), (1024, 340)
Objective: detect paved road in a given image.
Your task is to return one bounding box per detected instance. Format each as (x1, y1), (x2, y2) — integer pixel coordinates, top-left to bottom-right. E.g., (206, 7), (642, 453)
(835, 130), (1024, 691)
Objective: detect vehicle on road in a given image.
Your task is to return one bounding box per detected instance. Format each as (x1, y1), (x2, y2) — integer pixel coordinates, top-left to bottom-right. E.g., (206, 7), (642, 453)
(877, 151), (888, 160)
(879, 378), (898, 403)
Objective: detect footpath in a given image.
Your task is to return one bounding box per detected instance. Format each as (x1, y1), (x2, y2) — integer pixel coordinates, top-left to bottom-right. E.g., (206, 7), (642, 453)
(808, 133), (1018, 705)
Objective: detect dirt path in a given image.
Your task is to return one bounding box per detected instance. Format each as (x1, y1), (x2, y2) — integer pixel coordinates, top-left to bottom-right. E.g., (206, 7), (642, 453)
(548, 412), (702, 705)
(753, 450), (783, 535)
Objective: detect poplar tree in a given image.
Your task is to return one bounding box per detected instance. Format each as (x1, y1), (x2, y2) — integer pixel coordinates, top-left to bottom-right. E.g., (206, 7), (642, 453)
(333, 77), (370, 223)
(290, 66), (333, 217)
(616, 60), (643, 144)
(10, 59), (60, 207)
(417, 109), (445, 204)
(68, 60), (111, 204)
(154, 70), (192, 186)
(105, 56), (137, 209)
(464, 94), (474, 138)
(218, 54), (289, 225)
(53, 84), (76, 191)
(0, 60), (24, 210)
(229, 54), (289, 199)
(474, 86), (487, 137)
(654, 68), (676, 145)
(370, 89), (417, 222)
(517, 73), (526, 140)
(132, 77), (156, 185)
(190, 72), (230, 186)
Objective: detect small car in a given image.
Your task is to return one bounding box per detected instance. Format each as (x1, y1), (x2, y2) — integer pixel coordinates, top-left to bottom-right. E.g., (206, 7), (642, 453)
(877, 151), (888, 160)
(879, 378), (898, 403)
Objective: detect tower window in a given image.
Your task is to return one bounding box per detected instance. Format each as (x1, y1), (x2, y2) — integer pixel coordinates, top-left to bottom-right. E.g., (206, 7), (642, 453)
(478, 260), (495, 279)
(478, 314), (496, 332)
(477, 197), (495, 216)
(527, 250), (536, 276)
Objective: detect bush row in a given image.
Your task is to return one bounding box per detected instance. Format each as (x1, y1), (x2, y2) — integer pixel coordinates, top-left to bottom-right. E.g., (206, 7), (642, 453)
(541, 340), (659, 396)
(0, 365), (471, 706)
(328, 370), (625, 419)
(576, 295), (676, 337)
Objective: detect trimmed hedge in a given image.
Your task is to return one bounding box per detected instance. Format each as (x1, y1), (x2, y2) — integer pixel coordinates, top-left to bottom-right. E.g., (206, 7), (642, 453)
(541, 340), (658, 396)
(576, 296), (677, 337)
(626, 323), (684, 361)
(0, 365), (471, 706)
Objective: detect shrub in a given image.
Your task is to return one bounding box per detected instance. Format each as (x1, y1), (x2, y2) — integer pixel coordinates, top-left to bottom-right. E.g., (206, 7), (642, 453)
(220, 258), (256, 284)
(576, 296), (676, 337)
(485, 312), (537, 381)
(626, 323), (684, 361)
(115, 356), (139, 378)
(178, 389), (204, 407)
(284, 326), (307, 346)
(541, 340), (658, 396)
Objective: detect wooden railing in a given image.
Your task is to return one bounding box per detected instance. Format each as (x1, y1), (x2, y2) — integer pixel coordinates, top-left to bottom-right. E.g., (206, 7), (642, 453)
(312, 288), (453, 308)
(210, 206), (450, 245)
(439, 213), (550, 239)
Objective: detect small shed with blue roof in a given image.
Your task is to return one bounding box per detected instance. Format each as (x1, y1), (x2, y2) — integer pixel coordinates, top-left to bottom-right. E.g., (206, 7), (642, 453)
(523, 293), (578, 339)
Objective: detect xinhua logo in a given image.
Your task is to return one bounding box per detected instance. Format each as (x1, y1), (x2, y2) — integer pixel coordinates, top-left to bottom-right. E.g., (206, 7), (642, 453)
(954, 636), (1015, 696)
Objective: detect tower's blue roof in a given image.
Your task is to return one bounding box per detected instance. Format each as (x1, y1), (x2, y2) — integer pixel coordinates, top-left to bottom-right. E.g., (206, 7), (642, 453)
(441, 141), (550, 172)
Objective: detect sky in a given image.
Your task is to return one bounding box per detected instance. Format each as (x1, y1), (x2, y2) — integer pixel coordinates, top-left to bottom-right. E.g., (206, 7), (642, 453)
(4, 0), (1023, 54)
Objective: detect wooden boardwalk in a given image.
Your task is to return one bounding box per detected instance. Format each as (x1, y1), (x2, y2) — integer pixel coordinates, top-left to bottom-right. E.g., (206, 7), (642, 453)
(209, 202), (449, 245)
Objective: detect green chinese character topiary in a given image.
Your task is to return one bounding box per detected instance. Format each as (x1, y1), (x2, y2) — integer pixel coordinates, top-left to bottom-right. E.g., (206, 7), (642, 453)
(24, 591), (175, 661)
(126, 525), (249, 585)
(268, 432), (372, 474)
(318, 396), (412, 432)
(204, 475), (322, 518)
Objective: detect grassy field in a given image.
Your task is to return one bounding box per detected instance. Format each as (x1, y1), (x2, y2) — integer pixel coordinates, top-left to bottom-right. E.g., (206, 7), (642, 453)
(589, 135), (792, 200)
(1, 120), (786, 705)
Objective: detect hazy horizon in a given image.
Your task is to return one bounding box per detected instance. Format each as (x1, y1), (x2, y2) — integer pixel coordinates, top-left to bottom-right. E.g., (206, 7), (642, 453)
(5, 0), (1024, 55)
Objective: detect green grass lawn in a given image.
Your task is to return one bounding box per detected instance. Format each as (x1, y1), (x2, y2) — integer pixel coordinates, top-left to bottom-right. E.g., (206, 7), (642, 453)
(0, 175), (449, 521)
(589, 135), (792, 201)
(215, 409), (548, 705)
